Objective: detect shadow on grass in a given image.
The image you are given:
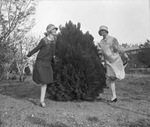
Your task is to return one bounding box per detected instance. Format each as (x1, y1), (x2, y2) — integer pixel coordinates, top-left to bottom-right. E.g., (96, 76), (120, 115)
(94, 94), (150, 117)
(26, 115), (69, 127)
(0, 79), (40, 105)
(119, 118), (150, 127)
(101, 100), (150, 118)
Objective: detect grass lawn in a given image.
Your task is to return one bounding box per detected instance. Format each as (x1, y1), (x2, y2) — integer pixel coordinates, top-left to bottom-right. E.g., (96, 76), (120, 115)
(0, 74), (150, 127)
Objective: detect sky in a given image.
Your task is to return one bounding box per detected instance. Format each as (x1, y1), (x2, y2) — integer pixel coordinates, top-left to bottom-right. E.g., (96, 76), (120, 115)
(30, 0), (150, 45)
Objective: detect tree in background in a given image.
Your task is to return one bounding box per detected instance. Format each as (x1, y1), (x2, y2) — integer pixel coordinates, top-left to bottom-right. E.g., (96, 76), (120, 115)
(47, 21), (106, 101)
(0, 0), (37, 80)
(18, 35), (41, 78)
(137, 40), (150, 67)
(9, 35), (41, 81)
(121, 43), (131, 48)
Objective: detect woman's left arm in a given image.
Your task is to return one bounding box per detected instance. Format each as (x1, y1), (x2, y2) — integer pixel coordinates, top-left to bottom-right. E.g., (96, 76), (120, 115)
(112, 38), (129, 59)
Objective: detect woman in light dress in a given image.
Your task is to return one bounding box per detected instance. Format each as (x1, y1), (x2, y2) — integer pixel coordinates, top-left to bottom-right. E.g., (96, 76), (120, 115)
(98, 25), (129, 102)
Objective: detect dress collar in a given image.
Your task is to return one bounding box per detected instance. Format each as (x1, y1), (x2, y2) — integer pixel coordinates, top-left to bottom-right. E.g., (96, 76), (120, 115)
(103, 35), (110, 41)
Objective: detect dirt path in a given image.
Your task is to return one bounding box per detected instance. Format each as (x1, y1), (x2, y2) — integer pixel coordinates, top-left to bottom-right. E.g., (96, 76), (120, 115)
(0, 74), (150, 127)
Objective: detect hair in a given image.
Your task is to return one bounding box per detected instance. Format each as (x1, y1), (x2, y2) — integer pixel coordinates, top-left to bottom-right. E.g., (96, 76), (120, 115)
(98, 30), (108, 35)
(44, 32), (48, 37)
(44, 31), (52, 37)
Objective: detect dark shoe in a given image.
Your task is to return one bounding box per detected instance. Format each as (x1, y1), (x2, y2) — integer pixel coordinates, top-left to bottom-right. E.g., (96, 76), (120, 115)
(40, 102), (46, 108)
(108, 98), (117, 103)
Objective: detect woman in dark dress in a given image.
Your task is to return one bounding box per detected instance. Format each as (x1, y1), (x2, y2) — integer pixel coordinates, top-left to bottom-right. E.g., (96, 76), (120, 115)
(27, 24), (58, 107)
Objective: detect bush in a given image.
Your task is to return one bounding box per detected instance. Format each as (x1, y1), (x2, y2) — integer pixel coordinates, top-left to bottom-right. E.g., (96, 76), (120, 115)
(47, 21), (106, 101)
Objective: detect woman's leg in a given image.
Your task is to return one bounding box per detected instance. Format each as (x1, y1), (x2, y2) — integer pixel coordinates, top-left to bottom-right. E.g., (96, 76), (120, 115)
(40, 84), (47, 103)
(110, 81), (117, 100)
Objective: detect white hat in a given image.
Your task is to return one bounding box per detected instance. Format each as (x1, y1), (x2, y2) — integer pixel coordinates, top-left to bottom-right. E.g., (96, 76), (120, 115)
(98, 25), (108, 34)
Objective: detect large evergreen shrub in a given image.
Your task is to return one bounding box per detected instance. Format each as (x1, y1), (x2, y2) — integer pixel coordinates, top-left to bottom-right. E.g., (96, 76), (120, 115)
(47, 21), (106, 101)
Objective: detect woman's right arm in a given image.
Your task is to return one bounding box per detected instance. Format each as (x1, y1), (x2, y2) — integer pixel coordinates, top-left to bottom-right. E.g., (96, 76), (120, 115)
(97, 43), (106, 66)
(27, 39), (44, 57)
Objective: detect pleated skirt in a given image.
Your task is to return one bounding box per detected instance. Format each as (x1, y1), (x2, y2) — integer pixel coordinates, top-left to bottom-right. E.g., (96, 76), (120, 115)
(32, 59), (53, 84)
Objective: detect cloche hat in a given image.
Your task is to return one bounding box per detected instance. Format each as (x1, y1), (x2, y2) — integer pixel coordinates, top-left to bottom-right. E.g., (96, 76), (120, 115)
(46, 24), (58, 32)
(98, 25), (109, 34)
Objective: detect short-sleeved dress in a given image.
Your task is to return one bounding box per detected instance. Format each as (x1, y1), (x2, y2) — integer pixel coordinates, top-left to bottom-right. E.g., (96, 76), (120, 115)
(28, 37), (56, 84)
(98, 35), (125, 81)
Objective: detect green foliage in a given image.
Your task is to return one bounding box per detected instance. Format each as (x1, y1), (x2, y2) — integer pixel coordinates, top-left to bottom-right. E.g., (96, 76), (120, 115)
(137, 40), (150, 67)
(47, 21), (106, 101)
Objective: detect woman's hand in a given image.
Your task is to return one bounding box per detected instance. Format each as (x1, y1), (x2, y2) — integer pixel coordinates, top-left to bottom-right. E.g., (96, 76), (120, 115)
(123, 55), (130, 66)
(53, 56), (59, 63)
(126, 57), (130, 62)
(51, 56), (59, 65)
(27, 53), (31, 57)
